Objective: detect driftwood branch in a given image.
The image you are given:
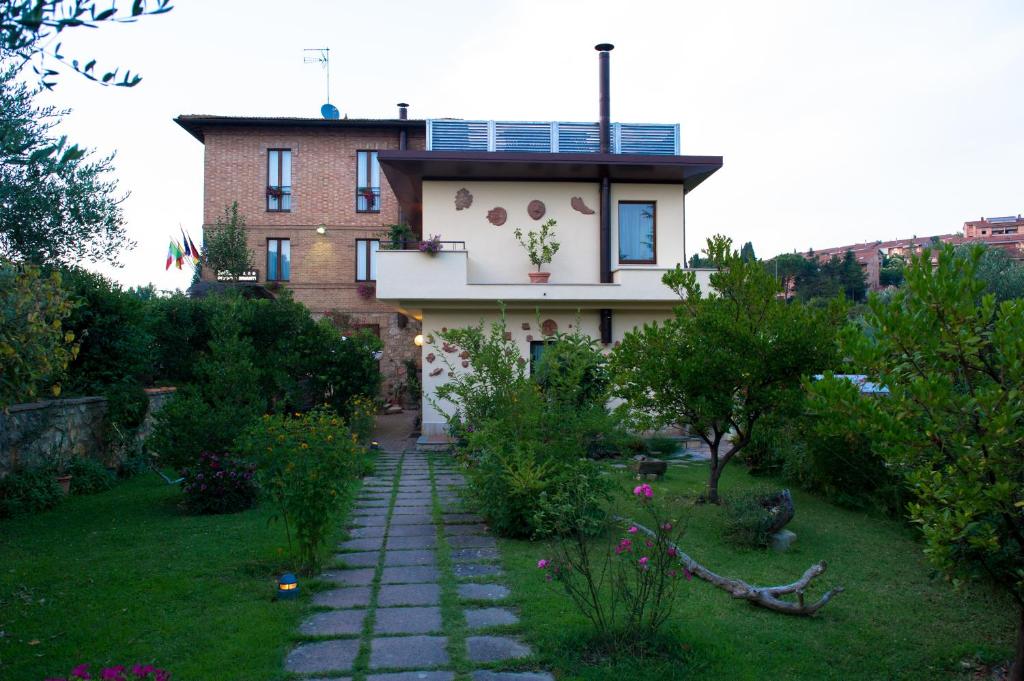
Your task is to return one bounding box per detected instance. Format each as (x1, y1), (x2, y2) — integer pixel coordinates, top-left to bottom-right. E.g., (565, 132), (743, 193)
(625, 518), (844, 616)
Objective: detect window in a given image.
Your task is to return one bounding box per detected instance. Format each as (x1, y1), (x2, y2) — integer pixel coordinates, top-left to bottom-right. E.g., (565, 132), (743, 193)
(267, 149), (292, 211)
(355, 239), (380, 281)
(529, 340), (553, 376)
(267, 238), (290, 281)
(356, 150), (380, 213)
(618, 201), (656, 264)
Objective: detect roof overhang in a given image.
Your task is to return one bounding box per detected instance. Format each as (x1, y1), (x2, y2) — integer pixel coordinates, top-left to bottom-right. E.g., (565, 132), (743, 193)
(174, 115), (426, 143)
(378, 150), (723, 229)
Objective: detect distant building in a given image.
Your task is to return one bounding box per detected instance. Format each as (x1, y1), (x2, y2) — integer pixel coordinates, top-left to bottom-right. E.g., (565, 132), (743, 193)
(963, 215), (1023, 238)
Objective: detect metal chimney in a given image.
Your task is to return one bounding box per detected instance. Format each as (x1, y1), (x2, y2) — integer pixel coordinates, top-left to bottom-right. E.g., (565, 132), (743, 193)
(595, 44), (614, 153)
(397, 102), (409, 120)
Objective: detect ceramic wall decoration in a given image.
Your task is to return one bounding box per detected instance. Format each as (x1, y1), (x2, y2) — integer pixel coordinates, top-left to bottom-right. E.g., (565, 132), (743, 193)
(527, 199), (546, 220)
(571, 196), (595, 214)
(487, 207), (507, 226)
(541, 319), (558, 336)
(455, 188), (473, 210)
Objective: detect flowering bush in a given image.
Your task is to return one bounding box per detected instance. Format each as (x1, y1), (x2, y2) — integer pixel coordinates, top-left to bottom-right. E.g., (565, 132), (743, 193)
(179, 452), (258, 515)
(356, 282), (375, 300)
(537, 480), (690, 650)
(46, 662), (171, 680)
(418, 234), (443, 254)
(346, 394), (377, 445)
(234, 406), (366, 575)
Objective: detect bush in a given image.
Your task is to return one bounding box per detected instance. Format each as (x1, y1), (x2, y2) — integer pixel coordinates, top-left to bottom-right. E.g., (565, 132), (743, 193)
(724, 487), (785, 548)
(180, 452), (258, 515)
(235, 407), (366, 575)
(0, 468), (63, 518)
(65, 457), (115, 495)
(347, 394), (376, 445)
(645, 435), (680, 457)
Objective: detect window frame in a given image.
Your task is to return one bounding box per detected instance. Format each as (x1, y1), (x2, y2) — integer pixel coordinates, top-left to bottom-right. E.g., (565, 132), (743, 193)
(355, 238), (380, 282)
(529, 339), (554, 376)
(355, 150), (380, 214)
(617, 200), (657, 265)
(266, 237), (291, 282)
(266, 148), (292, 213)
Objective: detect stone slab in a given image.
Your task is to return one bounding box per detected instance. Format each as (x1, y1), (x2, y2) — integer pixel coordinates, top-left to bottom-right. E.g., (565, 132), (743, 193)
(313, 586), (373, 608)
(368, 674), (454, 681)
(387, 535), (438, 550)
(392, 505), (433, 515)
(377, 583), (441, 606)
(453, 562), (504, 578)
(464, 607), (520, 629)
(470, 673), (554, 681)
(457, 583), (510, 601)
(374, 606), (443, 634)
(447, 535), (497, 549)
(369, 635), (449, 669)
(384, 549), (437, 566)
(388, 523), (438, 536)
(451, 548), (500, 562)
(348, 525), (387, 539)
(391, 514), (435, 526)
(351, 514), (389, 527)
(380, 565), (441, 584)
(299, 608), (368, 636)
(443, 524), (488, 536)
(355, 499), (391, 508)
(284, 639), (360, 674)
(336, 551), (380, 568)
(465, 636), (532, 663)
(443, 513), (485, 524)
(320, 568), (375, 586)
(339, 537), (385, 551)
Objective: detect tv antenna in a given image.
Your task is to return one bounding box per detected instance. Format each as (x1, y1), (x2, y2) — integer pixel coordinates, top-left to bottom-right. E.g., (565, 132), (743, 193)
(303, 47), (332, 102)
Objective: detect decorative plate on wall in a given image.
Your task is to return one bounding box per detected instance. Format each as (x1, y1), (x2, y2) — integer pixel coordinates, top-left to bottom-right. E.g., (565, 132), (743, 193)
(455, 188), (473, 210)
(527, 200), (546, 220)
(487, 207), (507, 226)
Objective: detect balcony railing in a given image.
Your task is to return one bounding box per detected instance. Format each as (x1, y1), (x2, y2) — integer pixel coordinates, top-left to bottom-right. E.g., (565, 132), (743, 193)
(356, 186), (380, 213)
(380, 240), (467, 252)
(426, 120), (680, 155)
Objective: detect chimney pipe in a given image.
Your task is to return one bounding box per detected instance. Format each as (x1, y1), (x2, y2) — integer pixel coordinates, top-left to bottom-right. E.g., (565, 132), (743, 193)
(397, 102), (409, 120)
(595, 44), (613, 153)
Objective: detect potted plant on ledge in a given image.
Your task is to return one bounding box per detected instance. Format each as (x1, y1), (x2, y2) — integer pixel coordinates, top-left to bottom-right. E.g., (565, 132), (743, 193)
(418, 234), (443, 255)
(514, 219), (560, 283)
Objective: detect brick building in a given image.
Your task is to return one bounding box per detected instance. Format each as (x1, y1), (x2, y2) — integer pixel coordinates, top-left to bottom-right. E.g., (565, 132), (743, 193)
(963, 215), (1023, 238)
(174, 108), (426, 403)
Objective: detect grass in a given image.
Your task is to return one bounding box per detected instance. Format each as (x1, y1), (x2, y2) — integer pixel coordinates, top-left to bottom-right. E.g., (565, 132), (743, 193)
(495, 460), (1016, 681)
(0, 474), (350, 681)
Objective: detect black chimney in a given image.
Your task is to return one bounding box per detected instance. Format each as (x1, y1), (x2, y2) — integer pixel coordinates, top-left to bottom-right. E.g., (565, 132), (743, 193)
(397, 102), (409, 120)
(595, 44), (613, 153)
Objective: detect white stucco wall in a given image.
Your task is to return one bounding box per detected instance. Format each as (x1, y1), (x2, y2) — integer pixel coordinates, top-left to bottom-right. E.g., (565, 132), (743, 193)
(610, 184), (687, 271)
(417, 305), (676, 440)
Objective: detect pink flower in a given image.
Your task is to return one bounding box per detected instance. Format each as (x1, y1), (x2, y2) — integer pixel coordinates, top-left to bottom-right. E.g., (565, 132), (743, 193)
(627, 526), (638, 534)
(645, 540), (654, 548)
(668, 569), (677, 578)
(683, 567), (693, 581)
(638, 556), (649, 569)
(537, 559), (550, 569)
(132, 665), (155, 678)
(615, 538), (633, 554)
(633, 483), (653, 498)
(101, 667), (126, 681)
(154, 671), (170, 681)
(72, 665), (92, 680)
(661, 522), (673, 531)
(667, 547), (678, 557)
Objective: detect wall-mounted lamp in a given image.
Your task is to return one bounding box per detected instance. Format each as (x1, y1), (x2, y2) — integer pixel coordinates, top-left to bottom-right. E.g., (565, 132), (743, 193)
(413, 334), (424, 347)
(316, 225), (327, 235)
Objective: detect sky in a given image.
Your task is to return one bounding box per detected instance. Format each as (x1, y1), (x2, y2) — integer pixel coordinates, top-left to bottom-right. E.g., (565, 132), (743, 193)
(28, 0), (1024, 290)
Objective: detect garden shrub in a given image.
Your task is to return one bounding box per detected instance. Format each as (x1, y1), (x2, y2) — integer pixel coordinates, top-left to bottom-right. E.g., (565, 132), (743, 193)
(65, 457), (115, 495)
(537, 481), (691, 652)
(723, 487), (784, 548)
(179, 452), (258, 515)
(0, 468), (63, 518)
(645, 435), (680, 457)
(235, 407), (366, 575)
(346, 394), (377, 445)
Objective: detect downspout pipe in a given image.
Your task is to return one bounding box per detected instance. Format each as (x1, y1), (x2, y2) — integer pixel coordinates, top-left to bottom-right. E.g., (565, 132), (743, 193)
(397, 103), (409, 225)
(596, 44), (614, 343)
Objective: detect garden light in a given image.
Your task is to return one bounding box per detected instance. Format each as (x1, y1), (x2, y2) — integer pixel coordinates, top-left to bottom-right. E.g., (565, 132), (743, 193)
(371, 441), (380, 450)
(413, 334), (424, 347)
(277, 573), (299, 600)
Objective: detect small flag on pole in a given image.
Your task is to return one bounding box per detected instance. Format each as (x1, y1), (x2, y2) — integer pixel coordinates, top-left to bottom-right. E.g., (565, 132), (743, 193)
(181, 228), (191, 259)
(165, 240), (174, 270)
(188, 232), (201, 264)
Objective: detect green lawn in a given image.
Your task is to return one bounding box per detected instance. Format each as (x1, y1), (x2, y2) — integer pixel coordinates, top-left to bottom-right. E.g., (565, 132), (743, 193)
(496, 460), (1015, 681)
(0, 475), (345, 681)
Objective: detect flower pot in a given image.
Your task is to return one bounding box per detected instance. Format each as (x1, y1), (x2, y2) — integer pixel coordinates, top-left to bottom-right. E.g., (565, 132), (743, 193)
(55, 474), (72, 495)
(528, 271), (551, 284)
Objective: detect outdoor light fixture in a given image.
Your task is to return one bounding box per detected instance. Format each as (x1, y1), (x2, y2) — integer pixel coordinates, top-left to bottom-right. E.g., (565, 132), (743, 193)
(371, 441), (381, 450)
(316, 224), (327, 235)
(413, 334), (424, 347)
(277, 573), (299, 600)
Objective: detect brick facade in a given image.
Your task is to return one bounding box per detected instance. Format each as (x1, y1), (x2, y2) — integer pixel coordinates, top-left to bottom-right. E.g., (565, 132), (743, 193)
(180, 117), (426, 404)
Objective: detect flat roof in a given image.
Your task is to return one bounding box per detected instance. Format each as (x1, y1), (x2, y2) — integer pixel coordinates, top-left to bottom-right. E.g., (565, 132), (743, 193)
(378, 150), (723, 228)
(174, 115), (426, 143)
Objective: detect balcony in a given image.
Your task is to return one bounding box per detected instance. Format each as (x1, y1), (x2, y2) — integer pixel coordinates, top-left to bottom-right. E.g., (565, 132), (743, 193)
(426, 120), (680, 155)
(375, 248), (712, 312)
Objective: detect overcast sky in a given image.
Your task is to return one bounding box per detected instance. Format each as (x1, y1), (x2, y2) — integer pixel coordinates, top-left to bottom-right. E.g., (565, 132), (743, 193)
(32, 0), (1024, 290)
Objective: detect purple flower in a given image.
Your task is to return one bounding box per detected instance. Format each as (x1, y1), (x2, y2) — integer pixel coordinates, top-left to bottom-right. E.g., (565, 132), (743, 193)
(101, 666), (126, 680)
(71, 664), (92, 679)
(638, 556), (649, 569)
(627, 526), (638, 534)
(661, 522), (673, 531)
(537, 559), (550, 569)
(132, 665), (155, 678)
(667, 547), (678, 557)
(632, 483), (653, 498)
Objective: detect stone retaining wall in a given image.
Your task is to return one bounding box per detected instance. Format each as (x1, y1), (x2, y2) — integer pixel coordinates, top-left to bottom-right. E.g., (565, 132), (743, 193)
(0, 387), (176, 476)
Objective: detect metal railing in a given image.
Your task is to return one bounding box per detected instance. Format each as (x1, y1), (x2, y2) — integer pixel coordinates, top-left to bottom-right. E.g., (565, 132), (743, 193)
(356, 186), (380, 213)
(426, 120), (680, 155)
(379, 240), (467, 252)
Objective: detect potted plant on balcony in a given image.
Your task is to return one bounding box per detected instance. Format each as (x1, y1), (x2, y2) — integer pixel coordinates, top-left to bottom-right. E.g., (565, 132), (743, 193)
(514, 219), (560, 283)
(418, 234), (443, 255)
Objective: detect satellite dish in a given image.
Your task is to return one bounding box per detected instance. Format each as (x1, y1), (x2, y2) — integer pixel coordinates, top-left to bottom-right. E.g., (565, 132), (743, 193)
(321, 103), (340, 120)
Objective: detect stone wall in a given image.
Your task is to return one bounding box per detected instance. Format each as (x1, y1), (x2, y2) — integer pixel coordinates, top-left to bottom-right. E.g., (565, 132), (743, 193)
(0, 387), (176, 477)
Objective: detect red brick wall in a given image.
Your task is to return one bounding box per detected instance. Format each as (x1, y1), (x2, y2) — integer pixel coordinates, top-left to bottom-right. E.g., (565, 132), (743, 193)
(197, 124), (426, 401)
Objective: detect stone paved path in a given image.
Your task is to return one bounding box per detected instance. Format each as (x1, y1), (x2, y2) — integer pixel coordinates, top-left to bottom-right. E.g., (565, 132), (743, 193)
(284, 439), (554, 681)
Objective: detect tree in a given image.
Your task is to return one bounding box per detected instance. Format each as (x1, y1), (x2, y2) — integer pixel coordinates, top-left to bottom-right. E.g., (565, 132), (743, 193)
(612, 235), (840, 503)
(956, 242), (1024, 302)
(1, 0), (172, 89)
(879, 253), (905, 287)
(766, 252), (813, 299)
(839, 250), (867, 301)
(0, 259), (78, 408)
(740, 241), (756, 263)
(0, 62), (130, 266)
(202, 202), (254, 279)
(817, 244), (1024, 679)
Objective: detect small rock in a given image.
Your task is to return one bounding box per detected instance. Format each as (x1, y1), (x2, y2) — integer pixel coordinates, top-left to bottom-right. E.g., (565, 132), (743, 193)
(770, 529), (797, 552)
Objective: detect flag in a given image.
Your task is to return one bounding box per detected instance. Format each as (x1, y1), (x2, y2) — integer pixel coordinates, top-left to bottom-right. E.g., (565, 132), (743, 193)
(165, 241), (174, 270)
(180, 228), (191, 259)
(172, 239), (185, 270)
(187, 232), (201, 264)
